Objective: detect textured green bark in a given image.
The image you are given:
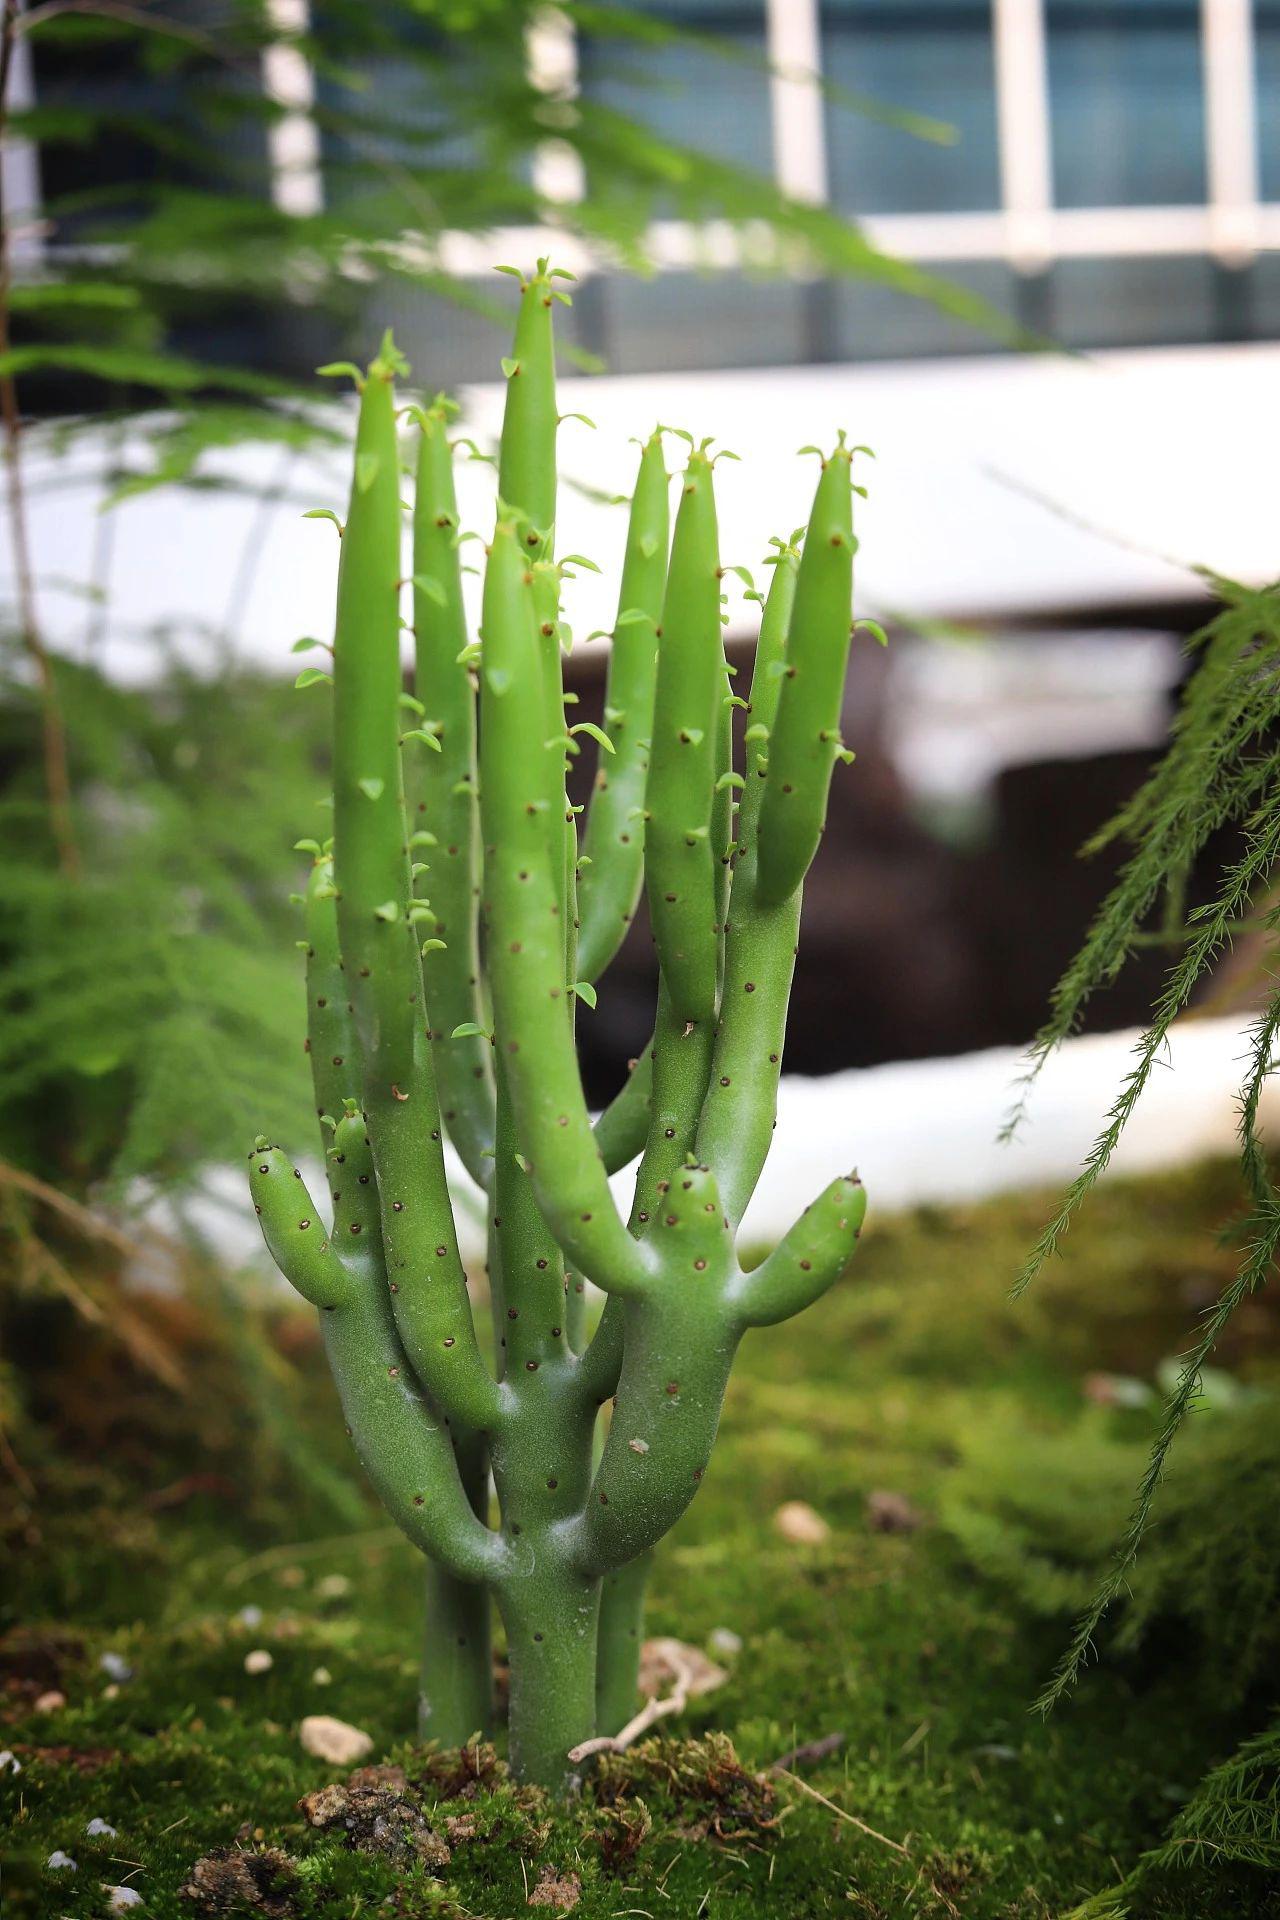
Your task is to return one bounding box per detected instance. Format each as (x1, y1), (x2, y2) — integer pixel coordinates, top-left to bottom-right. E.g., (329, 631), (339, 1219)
(250, 281), (872, 1792)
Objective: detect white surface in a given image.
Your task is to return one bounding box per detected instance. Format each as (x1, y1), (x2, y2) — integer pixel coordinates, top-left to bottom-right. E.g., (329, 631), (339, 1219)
(161, 1015), (1275, 1284)
(737, 1015), (1276, 1247)
(18, 341), (1278, 684)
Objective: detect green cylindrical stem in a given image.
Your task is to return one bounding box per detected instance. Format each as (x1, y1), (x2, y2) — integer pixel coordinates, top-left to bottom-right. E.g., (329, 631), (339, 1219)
(727, 1173), (866, 1327)
(575, 1289), (738, 1576)
(497, 1566), (600, 1792)
(331, 343), (421, 1095)
(755, 444), (855, 907)
(412, 402), (494, 1188)
(574, 1166), (737, 1574)
(737, 540), (800, 858)
(577, 432), (670, 983)
(497, 265), (559, 548)
(252, 1136), (502, 1587)
(303, 856), (361, 1124)
(593, 1041), (653, 1173)
(479, 526), (651, 1297)
(249, 1144), (349, 1311)
(644, 448), (723, 1027)
(695, 875), (801, 1227)
(492, 1064), (570, 1375)
(630, 984), (715, 1232)
(596, 1550), (652, 1736)
(419, 1430), (494, 1743)
(320, 1267), (501, 1585)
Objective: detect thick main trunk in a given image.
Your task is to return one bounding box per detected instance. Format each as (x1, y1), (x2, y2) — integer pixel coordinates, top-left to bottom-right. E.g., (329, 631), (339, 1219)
(497, 1564), (600, 1792)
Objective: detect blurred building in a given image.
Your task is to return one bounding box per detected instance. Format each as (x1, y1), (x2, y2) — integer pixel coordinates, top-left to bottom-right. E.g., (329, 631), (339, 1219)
(8, 0), (1280, 1078)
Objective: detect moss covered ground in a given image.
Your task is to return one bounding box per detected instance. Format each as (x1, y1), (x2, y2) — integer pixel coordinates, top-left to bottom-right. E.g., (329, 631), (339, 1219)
(4, 1160), (1280, 1918)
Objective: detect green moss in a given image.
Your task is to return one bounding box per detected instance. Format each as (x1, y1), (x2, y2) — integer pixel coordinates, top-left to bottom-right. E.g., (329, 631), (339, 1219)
(4, 1159), (1279, 1916)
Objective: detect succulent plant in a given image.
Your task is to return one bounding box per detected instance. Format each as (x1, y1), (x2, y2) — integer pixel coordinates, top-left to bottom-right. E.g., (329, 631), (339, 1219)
(250, 264), (871, 1790)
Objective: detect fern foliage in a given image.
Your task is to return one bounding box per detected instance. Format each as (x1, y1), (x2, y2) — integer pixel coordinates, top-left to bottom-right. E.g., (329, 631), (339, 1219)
(0, 638), (323, 1194)
(1006, 575), (1280, 1710)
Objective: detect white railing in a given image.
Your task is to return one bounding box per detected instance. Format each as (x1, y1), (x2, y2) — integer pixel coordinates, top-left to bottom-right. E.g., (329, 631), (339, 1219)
(9, 1), (1275, 281)
(442, 0), (1278, 281)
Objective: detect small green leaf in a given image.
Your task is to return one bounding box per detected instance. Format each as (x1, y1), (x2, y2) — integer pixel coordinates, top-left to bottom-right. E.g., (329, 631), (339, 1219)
(638, 534), (659, 559)
(358, 777), (385, 801)
(399, 691), (426, 715)
(316, 360), (363, 384)
(451, 1021), (489, 1040)
(373, 900), (400, 922)
(513, 1152), (531, 1174)
(615, 608), (653, 628)
(291, 635), (325, 653)
(456, 642), (482, 667)
(294, 837), (323, 855)
(559, 411), (596, 429)
(835, 746), (857, 766)
(560, 553), (600, 574)
(421, 937), (448, 955)
(855, 618), (889, 646)
(409, 829), (438, 849)
(402, 728), (443, 751)
(413, 572), (447, 606)
(302, 508), (343, 533)
(744, 723), (770, 744)
(678, 727), (705, 747)
(501, 356), (521, 379)
(715, 771), (746, 792)
(572, 981), (598, 1010)
(355, 452), (380, 493)
(494, 263), (524, 279)
(294, 667), (333, 690)
(571, 721), (615, 754)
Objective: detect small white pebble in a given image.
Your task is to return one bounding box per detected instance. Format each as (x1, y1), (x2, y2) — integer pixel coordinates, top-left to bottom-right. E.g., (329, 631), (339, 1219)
(772, 1500), (831, 1546)
(106, 1886), (143, 1911)
(0, 1750), (21, 1775)
(47, 1850), (77, 1871)
(99, 1653), (132, 1683)
(708, 1627), (743, 1658)
(299, 1713), (373, 1765)
(311, 1666), (332, 1686)
(236, 1605), (263, 1629)
(244, 1649), (273, 1675)
(86, 1818), (118, 1838)
(315, 1573), (350, 1599)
